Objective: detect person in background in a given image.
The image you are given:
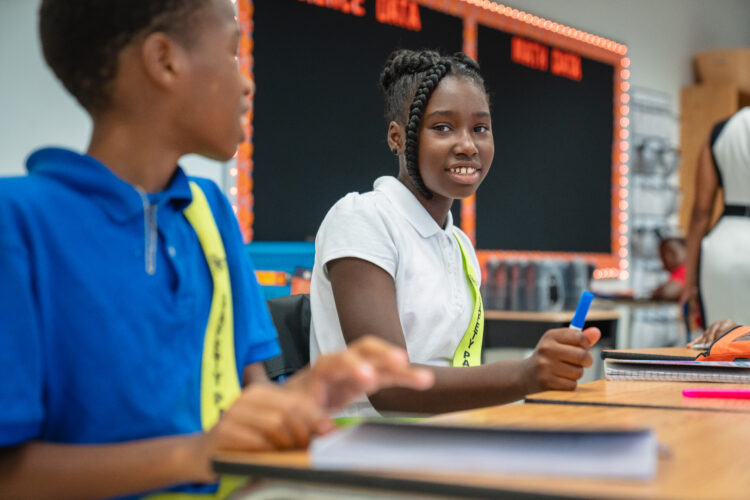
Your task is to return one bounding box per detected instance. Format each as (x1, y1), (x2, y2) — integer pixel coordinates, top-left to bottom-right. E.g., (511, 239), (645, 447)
(0, 1), (433, 498)
(651, 236), (686, 301)
(309, 49), (600, 418)
(683, 107), (750, 328)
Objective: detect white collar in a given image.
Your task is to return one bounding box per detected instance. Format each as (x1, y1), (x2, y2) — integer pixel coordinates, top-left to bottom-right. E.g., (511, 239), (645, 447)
(374, 176), (454, 238)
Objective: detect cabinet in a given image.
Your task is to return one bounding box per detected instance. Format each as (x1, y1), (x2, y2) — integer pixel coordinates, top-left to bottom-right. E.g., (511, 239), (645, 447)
(678, 83), (743, 232)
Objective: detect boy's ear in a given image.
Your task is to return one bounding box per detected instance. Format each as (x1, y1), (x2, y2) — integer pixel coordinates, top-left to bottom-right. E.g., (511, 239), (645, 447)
(387, 121), (405, 155)
(140, 32), (185, 90)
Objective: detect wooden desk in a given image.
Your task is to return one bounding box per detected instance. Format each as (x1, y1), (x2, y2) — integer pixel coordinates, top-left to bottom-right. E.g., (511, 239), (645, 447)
(526, 379), (750, 413)
(483, 309), (620, 349)
(594, 296), (679, 307)
(605, 347), (698, 358)
(215, 403), (750, 500)
(526, 347), (750, 412)
(484, 309), (621, 322)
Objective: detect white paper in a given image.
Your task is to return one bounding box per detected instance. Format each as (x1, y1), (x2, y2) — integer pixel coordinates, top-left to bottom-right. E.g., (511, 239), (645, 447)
(310, 421), (657, 480)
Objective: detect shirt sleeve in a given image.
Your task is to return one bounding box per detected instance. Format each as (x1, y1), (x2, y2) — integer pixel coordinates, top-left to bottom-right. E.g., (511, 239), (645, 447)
(196, 179), (280, 369)
(316, 193), (399, 279)
(235, 251), (282, 365)
(0, 219), (44, 445)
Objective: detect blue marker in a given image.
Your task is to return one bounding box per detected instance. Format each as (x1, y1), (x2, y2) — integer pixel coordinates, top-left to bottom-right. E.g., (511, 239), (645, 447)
(570, 291), (594, 331)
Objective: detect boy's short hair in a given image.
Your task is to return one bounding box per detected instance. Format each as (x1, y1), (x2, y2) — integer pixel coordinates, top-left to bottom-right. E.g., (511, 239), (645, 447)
(39, 0), (208, 112)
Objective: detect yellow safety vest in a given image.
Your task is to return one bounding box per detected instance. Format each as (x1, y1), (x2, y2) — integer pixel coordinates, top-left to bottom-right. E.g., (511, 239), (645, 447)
(451, 233), (484, 367)
(146, 182), (243, 499)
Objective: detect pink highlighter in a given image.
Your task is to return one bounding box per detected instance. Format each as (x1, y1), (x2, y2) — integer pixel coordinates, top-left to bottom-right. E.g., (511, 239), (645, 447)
(683, 388), (750, 399)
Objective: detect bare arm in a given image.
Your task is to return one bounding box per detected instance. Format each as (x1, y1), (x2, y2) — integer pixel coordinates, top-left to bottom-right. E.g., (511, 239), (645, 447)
(0, 377), (333, 500)
(0, 434), (210, 500)
(243, 361), (271, 386)
(328, 257), (600, 414)
(682, 142), (720, 303)
(0, 351), (433, 499)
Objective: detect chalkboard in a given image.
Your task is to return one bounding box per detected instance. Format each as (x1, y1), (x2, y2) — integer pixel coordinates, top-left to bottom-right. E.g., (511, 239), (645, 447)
(251, 1), (614, 255)
(475, 26), (613, 252)
(252, 0), (463, 241)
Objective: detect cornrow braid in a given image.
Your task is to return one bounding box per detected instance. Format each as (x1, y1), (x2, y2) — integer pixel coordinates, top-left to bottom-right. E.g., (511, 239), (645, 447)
(403, 62), (451, 199)
(380, 49), (489, 199)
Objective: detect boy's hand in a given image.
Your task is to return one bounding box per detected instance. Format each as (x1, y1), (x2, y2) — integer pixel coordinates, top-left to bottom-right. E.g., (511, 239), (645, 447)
(193, 336), (433, 481)
(688, 319), (737, 348)
(521, 327), (601, 394)
(195, 383), (331, 482)
(288, 336), (434, 411)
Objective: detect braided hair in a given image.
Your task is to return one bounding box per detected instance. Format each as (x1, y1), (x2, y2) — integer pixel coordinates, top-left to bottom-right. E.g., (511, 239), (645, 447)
(380, 49), (488, 199)
(39, 0), (208, 112)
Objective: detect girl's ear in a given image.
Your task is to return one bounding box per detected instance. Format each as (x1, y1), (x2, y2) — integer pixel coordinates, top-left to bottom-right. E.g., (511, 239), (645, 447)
(387, 121), (405, 155)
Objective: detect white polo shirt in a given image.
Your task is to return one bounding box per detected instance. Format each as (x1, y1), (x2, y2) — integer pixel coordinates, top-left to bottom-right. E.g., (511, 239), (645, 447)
(309, 176), (480, 416)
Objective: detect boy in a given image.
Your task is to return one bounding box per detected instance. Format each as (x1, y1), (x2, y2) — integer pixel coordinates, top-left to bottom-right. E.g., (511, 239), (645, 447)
(0, 0), (432, 497)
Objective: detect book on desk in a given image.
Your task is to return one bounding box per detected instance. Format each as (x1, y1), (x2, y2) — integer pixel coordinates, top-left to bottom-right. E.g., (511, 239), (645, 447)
(603, 349), (750, 383)
(310, 419), (657, 480)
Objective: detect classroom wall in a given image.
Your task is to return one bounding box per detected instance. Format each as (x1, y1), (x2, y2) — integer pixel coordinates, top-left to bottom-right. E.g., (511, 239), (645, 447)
(506, 0), (750, 109)
(2, 0), (749, 182)
(0, 0), (228, 187)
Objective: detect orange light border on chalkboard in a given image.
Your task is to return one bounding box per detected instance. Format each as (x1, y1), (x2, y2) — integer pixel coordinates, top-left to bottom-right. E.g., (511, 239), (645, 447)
(235, 0), (254, 241)
(236, 0), (629, 279)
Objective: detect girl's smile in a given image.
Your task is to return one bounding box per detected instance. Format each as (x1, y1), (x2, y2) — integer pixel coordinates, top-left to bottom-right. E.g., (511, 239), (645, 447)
(446, 163), (482, 184)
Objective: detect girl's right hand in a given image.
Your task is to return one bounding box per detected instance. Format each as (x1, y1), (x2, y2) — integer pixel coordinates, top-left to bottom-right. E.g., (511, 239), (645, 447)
(521, 327), (601, 394)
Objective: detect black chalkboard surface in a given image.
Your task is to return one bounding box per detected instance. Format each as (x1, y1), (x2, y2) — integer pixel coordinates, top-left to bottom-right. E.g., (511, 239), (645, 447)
(251, 1), (614, 255)
(476, 26), (613, 252)
(252, 0), (463, 241)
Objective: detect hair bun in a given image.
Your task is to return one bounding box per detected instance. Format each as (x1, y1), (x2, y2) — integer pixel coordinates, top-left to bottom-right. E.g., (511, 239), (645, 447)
(380, 49), (442, 92)
(451, 52), (480, 71)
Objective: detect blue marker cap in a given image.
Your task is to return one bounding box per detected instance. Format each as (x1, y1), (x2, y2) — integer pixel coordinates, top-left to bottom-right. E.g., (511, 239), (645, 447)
(570, 291), (594, 330)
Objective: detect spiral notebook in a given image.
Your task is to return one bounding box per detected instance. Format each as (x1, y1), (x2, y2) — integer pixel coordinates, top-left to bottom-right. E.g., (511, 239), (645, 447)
(603, 350), (750, 383)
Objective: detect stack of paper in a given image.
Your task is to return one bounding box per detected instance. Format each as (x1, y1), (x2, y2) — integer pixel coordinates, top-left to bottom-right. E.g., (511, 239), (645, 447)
(310, 420), (657, 480)
(603, 351), (750, 383)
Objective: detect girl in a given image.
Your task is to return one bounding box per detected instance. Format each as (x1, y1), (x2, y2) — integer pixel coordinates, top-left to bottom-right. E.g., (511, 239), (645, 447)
(310, 49), (601, 417)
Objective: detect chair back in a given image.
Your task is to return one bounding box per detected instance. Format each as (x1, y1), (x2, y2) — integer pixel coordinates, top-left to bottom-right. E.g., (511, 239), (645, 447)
(263, 294), (311, 380)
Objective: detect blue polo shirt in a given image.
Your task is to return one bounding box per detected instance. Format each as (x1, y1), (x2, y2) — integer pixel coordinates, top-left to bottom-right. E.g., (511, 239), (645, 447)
(0, 148), (280, 494)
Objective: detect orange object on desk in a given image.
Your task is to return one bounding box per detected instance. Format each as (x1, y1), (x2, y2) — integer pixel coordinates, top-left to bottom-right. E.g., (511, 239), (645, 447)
(696, 325), (750, 361)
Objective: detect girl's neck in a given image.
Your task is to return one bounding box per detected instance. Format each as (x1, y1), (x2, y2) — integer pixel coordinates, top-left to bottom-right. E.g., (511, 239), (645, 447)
(396, 170), (453, 229)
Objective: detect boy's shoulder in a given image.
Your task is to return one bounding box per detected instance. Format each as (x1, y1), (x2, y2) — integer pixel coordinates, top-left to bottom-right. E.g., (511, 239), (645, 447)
(0, 172), (64, 217)
(0, 173), (71, 253)
(0, 147), (98, 214)
(0, 169), (57, 194)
